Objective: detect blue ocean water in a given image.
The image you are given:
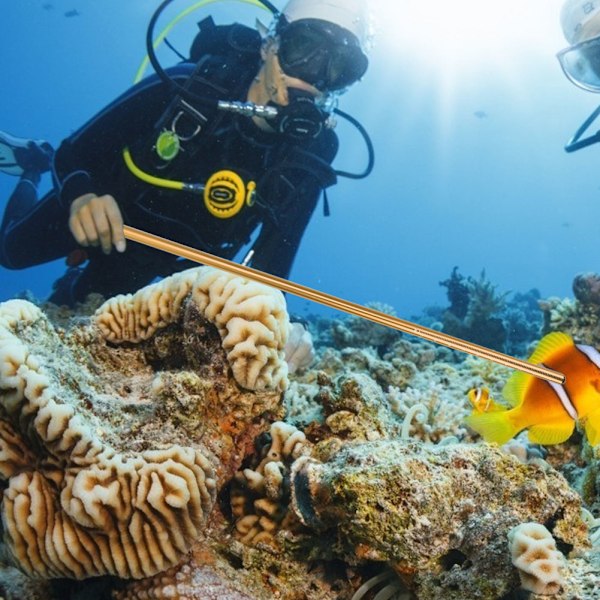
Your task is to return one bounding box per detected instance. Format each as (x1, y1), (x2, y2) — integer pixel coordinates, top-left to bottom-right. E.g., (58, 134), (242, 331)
(1, 0), (599, 322)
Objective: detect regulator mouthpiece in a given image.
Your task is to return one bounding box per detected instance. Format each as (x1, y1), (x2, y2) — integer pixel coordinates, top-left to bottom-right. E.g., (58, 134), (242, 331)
(268, 88), (329, 139)
(218, 90), (331, 140)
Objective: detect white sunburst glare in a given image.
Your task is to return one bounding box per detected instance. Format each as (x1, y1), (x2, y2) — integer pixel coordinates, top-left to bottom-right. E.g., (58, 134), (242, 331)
(374, 0), (568, 103)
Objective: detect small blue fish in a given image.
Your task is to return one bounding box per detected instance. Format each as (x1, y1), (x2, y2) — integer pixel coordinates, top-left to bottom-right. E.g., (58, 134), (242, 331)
(65, 9), (80, 17)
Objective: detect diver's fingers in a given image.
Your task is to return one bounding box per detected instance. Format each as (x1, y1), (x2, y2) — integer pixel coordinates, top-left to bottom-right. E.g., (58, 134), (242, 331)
(104, 196), (126, 253)
(89, 198), (113, 255)
(69, 193), (97, 246)
(79, 203), (101, 248)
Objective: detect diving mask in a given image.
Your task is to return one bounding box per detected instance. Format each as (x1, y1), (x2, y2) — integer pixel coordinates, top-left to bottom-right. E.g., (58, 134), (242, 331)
(276, 18), (368, 92)
(557, 34), (600, 92)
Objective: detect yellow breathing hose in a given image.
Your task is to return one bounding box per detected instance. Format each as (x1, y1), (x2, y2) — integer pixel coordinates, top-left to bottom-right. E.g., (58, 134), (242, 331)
(123, 147), (186, 190)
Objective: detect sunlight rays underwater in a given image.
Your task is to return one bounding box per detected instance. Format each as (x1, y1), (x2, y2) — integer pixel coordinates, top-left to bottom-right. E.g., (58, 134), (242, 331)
(1, 0), (600, 317)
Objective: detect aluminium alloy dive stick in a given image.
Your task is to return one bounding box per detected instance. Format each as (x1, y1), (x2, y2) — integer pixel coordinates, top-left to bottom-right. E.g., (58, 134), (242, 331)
(122, 225), (565, 385)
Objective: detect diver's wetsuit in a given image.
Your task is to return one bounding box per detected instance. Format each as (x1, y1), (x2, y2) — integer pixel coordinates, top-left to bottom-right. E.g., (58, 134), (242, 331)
(0, 25), (338, 305)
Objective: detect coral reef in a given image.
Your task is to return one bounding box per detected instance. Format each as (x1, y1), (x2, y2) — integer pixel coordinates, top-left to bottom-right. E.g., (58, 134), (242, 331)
(435, 268), (543, 356)
(537, 271), (600, 350)
(328, 302), (402, 354)
(3, 265), (600, 599)
(573, 272), (600, 306)
(289, 440), (587, 599)
(440, 268), (509, 351)
(502, 288), (543, 356)
(0, 267), (288, 583)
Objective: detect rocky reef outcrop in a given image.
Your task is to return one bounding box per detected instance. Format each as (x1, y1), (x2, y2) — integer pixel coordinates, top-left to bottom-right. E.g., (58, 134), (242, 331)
(0, 266), (599, 599)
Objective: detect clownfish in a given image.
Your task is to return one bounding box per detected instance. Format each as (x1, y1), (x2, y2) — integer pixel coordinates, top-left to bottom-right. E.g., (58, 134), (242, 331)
(465, 332), (600, 446)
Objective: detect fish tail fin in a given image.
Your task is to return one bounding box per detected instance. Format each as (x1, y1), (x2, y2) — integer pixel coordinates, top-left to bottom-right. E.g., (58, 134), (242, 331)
(583, 408), (600, 447)
(465, 409), (518, 445)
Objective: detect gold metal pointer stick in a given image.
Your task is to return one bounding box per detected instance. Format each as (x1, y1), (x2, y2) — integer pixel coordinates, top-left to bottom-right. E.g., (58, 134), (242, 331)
(123, 225), (565, 385)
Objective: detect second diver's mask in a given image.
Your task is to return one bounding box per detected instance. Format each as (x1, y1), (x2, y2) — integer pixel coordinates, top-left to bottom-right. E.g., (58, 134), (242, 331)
(557, 33), (600, 152)
(557, 34), (600, 92)
(275, 17), (369, 92)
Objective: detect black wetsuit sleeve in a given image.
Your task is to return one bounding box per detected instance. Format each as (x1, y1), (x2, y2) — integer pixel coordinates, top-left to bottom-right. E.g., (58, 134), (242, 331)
(249, 132), (339, 279)
(52, 64), (196, 208)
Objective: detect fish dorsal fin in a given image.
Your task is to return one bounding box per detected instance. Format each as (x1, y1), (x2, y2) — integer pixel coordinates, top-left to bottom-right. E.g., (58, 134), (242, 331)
(527, 332), (574, 365)
(502, 333), (574, 407)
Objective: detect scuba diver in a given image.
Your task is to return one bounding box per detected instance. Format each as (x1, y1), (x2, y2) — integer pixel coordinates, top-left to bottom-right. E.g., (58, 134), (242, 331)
(0, 0), (373, 306)
(558, 0), (600, 151)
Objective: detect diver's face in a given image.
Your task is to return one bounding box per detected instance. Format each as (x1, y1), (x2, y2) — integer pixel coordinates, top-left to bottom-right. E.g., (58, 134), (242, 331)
(258, 40), (321, 106)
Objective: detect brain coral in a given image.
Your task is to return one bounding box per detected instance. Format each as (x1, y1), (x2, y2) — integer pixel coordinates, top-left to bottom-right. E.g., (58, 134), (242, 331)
(94, 267), (289, 391)
(0, 269), (290, 581)
(0, 299), (216, 579)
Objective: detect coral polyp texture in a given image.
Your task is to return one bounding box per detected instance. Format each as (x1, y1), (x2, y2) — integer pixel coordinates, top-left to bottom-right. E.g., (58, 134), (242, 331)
(94, 267), (289, 391)
(0, 268), (289, 583)
(508, 522), (565, 595)
(0, 299), (216, 579)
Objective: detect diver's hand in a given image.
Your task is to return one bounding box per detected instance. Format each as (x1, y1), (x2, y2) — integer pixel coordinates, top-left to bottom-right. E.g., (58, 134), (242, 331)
(69, 193), (126, 254)
(285, 322), (315, 374)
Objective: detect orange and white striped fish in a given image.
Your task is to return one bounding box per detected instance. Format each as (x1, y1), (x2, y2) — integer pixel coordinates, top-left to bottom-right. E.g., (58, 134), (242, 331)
(465, 332), (600, 446)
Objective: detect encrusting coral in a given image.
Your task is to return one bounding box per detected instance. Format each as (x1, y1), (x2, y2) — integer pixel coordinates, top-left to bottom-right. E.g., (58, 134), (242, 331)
(0, 267), (290, 583)
(288, 439), (587, 599)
